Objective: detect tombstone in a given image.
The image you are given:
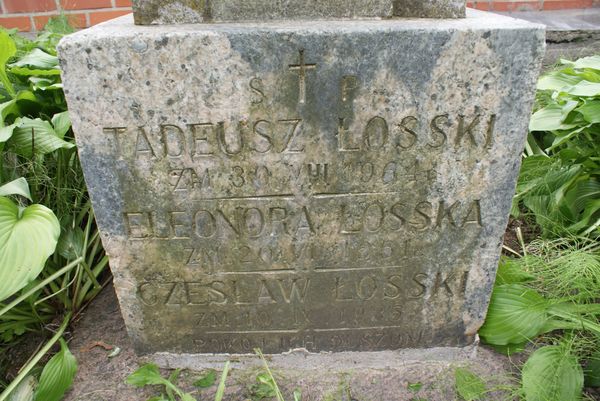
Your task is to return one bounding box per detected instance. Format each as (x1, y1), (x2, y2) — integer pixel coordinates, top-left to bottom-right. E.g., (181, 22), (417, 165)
(58, 1), (545, 358)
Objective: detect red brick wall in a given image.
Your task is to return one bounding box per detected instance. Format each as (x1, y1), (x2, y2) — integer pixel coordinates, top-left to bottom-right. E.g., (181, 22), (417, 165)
(0, 0), (598, 32)
(0, 0), (132, 31)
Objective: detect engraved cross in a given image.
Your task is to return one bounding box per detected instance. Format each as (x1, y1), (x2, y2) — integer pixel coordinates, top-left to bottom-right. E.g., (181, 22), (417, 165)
(288, 49), (317, 104)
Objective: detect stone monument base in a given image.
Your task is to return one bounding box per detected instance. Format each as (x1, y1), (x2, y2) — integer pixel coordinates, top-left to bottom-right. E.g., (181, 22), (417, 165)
(64, 286), (512, 401)
(147, 343), (481, 370)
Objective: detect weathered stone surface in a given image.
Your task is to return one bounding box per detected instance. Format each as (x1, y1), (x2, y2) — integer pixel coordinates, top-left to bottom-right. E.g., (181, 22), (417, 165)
(58, 11), (545, 356)
(63, 285), (513, 401)
(131, 0), (465, 24)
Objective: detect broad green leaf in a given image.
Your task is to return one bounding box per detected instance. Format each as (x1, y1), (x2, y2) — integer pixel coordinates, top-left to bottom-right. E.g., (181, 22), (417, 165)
(529, 105), (578, 131)
(455, 368), (486, 401)
(8, 375), (36, 401)
(10, 48), (58, 70)
(51, 111), (71, 139)
(0, 30), (16, 96)
(537, 71), (583, 91)
(8, 117), (74, 157)
(495, 256), (536, 285)
(30, 77), (62, 91)
(566, 81), (600, 97)
(0, 196), (60, 302)
(562, 99), (579, 119)
(16, 90), (36, 102)
(193, 369), (217, 388)
(576, 100), (600, 123)
(9, 66), (61, 77)
(488, 342), (527, 356)
(568, 198), (600, 234)
(548, 125), (589, 151)
(572, 55), (600, 70)
(0, 177), (31, 201)
(126, 364), (166, 387)
(0, 98), (18, 125)
(0, 120), (19, 143)
(33, 339), (78, 401)
(56, 226), (84, 259)
(522, 345), (583, 401)
(573, 181), (600, 211)
(147, 397), (169, 401)
(479, 284), (548, 345)
(181, 394), (196, 401)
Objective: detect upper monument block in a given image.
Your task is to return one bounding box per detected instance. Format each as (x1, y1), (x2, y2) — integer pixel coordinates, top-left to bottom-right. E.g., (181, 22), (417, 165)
(132, 0), (466, 25)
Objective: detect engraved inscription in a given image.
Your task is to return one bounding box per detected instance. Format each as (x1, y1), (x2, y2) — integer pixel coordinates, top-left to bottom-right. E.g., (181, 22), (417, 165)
(98, 47), (506, 354)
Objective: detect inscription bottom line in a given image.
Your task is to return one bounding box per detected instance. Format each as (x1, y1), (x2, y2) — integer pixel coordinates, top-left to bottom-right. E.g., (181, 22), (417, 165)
(206, 326), (407, 335)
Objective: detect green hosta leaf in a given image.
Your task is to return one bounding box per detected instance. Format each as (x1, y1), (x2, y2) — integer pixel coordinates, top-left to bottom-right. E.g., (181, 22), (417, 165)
(530, 105), (578, 131)
(57, 226), (84, 259)
(51, 111), (71, 139)
(10, 48), (58, 70)
(194, 369), (217, 388)
(8, 117), (74, 157)
(30, 76), (62, 91)
(562, 99), (580, 119)
(16, 90), (36, 103)
(8, 375), (36, 401)
(9, 66), (61, 77)
(576, 100), (600, 123)
(0, 177), (32, 201)
(33, 339), (78, 401)
(479, 284), (548, 346)
(0, 30), (16, 96)
(572, 55), (600, 70)
(566, 81), (600, 97)
(455, 368), (486, 401)
(0, 120), (19, 143)
(537, 71), (583, 91)
(126, 364), (166, 387)
(522, 345), (583, 401)
(8, 376), (36, 401)
(495, 256), (536, 285)
(0, 98), (18, 126)
(488, 341), (527, 356)
(0, 196), (60, 302)
(574, 180), (600, 211)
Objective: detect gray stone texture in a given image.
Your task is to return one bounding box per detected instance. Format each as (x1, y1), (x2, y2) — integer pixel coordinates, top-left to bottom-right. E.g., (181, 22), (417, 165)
(58, 11), (545, 356)
(63, 285), (514, 401)
(131, 0), (466, 24)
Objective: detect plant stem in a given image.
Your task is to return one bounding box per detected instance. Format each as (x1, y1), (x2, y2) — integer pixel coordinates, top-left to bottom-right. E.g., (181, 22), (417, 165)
(0, 257), (83, 318)
(255, 349), (284, 401)
(0, 312), (71, 401)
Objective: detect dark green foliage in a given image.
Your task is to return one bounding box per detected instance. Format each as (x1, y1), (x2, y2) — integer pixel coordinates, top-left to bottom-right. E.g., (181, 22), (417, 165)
(0, 17), (108, 400)
(516, 56), (600, 238)
(454, 368), (486, 401)
(127, 362), (230, 401)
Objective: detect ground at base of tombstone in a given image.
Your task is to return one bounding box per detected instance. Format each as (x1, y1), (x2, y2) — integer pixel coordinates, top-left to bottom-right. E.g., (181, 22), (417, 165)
(62, 284), (514, 401)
